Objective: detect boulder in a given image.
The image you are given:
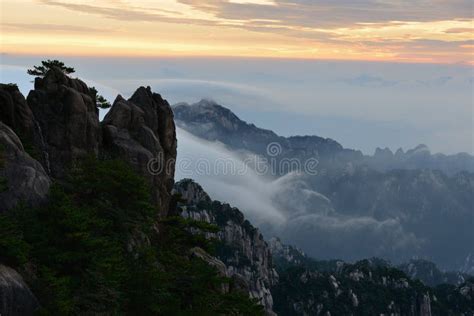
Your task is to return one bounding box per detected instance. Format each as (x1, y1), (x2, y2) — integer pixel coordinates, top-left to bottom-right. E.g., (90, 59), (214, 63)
(0, 122), (51, 212)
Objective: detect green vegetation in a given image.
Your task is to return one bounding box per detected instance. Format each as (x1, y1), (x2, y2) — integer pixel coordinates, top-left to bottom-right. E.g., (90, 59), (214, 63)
(272, 256), (474, 315)
(90, 86), (111, 109)
(1, 157), (263, 315)
(3, 83), (19, 89)
(27, 60), (75, 77)
(0, 177), (7, 193)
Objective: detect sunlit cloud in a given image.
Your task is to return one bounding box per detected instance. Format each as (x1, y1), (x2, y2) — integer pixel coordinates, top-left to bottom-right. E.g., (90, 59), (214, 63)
(1, 0), (472, 63)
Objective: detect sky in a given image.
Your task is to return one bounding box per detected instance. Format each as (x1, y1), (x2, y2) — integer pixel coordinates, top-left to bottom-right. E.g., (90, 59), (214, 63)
(0, 1), (473, 154)
(1, 56), (473, 154)
(1, 0), (473, 64)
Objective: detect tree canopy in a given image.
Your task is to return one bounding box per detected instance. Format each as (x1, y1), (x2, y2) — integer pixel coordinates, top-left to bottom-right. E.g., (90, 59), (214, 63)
(27, 59), (75, 77)
(90, 86), (111, 109)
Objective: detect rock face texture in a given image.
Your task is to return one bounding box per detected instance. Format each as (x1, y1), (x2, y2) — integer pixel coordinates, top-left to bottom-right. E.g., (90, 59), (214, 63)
(174, 179), (278, 314)
(0, 69), (178, 217)
(0, 122), (51, 212)
(0, 265), (39, 316)
(102, 87), (177, 215)
(26, 67), (100, 178)
(0, 84), (36, 143)
(0, 71), (179, 313)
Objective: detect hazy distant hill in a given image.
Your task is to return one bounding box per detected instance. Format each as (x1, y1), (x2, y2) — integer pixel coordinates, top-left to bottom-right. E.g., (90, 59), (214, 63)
(173, 99), (474, 175)
(173, 100), (474, 271)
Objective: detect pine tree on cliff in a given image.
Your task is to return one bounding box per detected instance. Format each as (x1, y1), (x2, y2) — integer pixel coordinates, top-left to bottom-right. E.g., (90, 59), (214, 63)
(27, 60), (111, 109)
(27, 59), (75, 77)
(90, 87), (111, 109)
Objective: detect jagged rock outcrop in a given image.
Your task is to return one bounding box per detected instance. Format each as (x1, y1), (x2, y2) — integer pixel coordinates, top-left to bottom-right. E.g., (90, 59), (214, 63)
(0, 265), (39, 316)
(102, 87), (177, 215)
(0, 84), (36, 142)
(0, 122), (50, 212)
(399, 259), (468, 286)
(26, 67), (100, 178)
(269, 237), (307, 268)
(174, 179), (278, 315)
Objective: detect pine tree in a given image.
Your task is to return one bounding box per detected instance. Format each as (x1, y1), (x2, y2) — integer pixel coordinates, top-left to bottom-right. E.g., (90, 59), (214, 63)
(27, 60), (75, 77)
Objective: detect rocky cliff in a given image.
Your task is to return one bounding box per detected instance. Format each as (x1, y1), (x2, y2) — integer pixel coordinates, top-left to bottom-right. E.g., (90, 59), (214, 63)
(0, 69), (178, 315)
(174, 179), (278, 314)
(102, 87), (177, 214)
(26, 68), (101, 178)
(1, 67), (177, 217)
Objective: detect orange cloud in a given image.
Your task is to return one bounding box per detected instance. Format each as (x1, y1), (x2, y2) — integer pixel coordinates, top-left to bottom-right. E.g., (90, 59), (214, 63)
(0, 0), (472, 64)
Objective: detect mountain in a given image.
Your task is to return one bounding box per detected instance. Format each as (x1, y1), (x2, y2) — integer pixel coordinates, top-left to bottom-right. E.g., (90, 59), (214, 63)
(0, 69), (264, 315)
(173, 99), (359, 171)
(1, 68), (473, 315)
(173, 180), (474, 315)
(173, 99), (474, 175)
(270, 239), (474, 316)
(173, 99), (474, 271)
(398, 259), (469, 287)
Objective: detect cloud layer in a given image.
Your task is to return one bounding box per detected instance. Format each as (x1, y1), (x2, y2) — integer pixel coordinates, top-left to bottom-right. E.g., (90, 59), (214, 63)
(1, 0), (472, 62)
(175, 127), (424, 262)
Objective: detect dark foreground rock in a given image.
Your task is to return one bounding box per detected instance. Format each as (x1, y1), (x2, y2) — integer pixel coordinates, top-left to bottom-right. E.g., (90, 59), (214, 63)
(0, 265), (39, 316)
(103, 87), (177, 215)
(0, 122), (50, 212)
(26, 67), (100, 178)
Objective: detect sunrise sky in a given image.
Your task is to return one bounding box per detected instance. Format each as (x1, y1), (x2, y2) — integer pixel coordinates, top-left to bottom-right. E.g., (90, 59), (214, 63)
(1, 0), (473, 63)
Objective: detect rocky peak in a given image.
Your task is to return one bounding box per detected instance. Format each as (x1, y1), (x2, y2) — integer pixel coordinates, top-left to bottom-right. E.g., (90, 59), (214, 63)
(395, 147), (405, 156)
(173, 178), (211, 205)
(269, 237), (307, 267)
(26, 67), (100, 178)
(173, 99), (249, 136)
(173, 100), (360, 167)
(33, 66), (90, 95)
(0, 84), (36, 142)
(102, 86), (177, 216)
(407, 144), (431, 156)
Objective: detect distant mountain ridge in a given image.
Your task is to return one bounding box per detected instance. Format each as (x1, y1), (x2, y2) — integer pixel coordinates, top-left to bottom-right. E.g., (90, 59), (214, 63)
(173, 99), (474, 175)
(173, 99), (474, 272)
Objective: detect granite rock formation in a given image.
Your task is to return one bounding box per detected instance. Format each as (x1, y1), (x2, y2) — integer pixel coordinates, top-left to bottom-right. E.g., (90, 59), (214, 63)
(102, 87), (177, 215)
(174, 179), (278, 315)
(0, 122), (50, 212)
(26, 67), (100, 178)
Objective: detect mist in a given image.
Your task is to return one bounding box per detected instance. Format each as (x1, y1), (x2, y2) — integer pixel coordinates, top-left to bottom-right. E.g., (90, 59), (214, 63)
(175, 127), (423, 263)
(2, 56), (472, 155)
